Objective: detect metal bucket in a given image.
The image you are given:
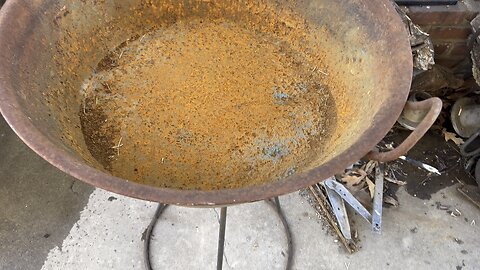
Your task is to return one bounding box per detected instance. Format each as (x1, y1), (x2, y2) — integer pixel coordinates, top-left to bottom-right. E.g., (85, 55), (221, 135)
(0, 0), (439, 206)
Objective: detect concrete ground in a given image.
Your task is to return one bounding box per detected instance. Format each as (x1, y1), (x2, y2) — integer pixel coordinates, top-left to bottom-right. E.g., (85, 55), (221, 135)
(0, 111), (479, 270)
(0, 117), (94, 270)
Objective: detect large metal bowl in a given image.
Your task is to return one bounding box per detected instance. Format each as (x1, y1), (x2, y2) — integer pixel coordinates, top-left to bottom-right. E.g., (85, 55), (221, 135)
(0, 0), (413, 206)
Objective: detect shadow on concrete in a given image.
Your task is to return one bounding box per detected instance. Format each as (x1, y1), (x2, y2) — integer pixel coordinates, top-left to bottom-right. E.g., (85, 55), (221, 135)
(0, 116), (94, 270)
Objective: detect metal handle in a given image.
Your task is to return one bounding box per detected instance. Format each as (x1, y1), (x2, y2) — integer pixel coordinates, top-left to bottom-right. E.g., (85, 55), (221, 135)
(366, 97), (443, 162)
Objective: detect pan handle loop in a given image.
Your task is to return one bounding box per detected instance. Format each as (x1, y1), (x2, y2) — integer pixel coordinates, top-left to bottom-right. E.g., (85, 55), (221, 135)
(365, 97), (443, 162)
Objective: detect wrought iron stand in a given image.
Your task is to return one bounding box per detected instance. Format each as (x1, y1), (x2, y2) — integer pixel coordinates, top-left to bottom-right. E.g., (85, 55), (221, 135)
(143, 197), (293, 270)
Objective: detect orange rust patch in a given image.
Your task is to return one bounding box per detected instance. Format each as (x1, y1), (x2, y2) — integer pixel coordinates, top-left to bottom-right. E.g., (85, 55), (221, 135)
(80, 19), (337, 190)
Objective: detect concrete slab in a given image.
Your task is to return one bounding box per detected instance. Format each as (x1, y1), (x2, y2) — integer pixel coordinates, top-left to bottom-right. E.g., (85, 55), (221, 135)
(39, 188), (343, 270)
(0, 117), (94, 270)
(347, 186), (480, 270)
(39, 185), (480, 270)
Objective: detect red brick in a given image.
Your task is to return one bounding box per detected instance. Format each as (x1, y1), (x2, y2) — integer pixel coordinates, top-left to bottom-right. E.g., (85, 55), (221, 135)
(429, 26), (472, 39)
(434, 57), (464, 68)
(433, 43), (451, 56)
(418, 25), (431, 33)
(448, 42), (469, 57)
(406, 2), (479, 26)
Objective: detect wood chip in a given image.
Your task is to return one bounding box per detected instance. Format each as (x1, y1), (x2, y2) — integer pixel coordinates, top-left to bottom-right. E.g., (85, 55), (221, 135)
(362, 160), (377, 175)
(384, 195), (399, 207)
(384, 177), (407, 186)
(366, 177), (375, 199)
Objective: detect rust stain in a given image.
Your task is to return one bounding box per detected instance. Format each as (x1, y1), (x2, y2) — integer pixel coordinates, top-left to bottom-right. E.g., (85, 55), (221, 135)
(80, 18), (337, 190)
(40, 0), (367, 191)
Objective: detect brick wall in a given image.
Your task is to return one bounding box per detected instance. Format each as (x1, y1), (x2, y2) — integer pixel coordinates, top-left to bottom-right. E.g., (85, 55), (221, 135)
(404, 0), (480, 71)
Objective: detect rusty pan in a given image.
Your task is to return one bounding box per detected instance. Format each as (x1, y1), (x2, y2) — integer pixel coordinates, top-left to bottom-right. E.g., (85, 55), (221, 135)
(0, 0), (441, 206)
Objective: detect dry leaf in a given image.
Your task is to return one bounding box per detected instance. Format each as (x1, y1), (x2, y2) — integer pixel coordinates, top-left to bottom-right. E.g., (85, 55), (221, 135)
(384, 195), (399, 207)
(366, 177), (375, 199)
(341, 174), (363, 187)
(442, 128), (464, 146)
(340, 169), (367, 188)
(362, 160), (377, 175)
(355, 169), (367, 180)
(385, 177), (407, 186)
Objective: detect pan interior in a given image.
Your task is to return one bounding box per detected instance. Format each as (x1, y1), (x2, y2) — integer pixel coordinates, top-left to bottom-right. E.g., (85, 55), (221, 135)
(5, 0), (402, 194)
(80, 18), (337, 190)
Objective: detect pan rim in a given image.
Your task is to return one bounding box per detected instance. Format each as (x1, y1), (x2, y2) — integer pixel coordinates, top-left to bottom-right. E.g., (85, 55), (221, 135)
(0, 0), (412, 206)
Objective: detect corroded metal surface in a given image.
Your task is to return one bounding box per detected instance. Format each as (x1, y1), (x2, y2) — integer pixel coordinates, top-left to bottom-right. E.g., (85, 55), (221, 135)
(366, 97), (442, 162)
(81, 19), (337, 190)
(0, 0), (412, 206)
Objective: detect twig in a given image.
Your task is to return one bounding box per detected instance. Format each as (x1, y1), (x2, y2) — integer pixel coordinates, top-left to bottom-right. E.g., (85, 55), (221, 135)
(308, 185), (355, 253)
(312, 66), (329, 76)
(385, 177), (407, 186)
(417, 176), (431, 187)
(446, 141), (462, 155)
(112, 137), (124, 156)
(318, 70), (329, 76)
(82, 83), (92, 114)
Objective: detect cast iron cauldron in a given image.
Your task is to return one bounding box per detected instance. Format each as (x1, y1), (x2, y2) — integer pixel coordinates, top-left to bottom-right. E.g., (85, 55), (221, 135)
(0, 0), (441, 206)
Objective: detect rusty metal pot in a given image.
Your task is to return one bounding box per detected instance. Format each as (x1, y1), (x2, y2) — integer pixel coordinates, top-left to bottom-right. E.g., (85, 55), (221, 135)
(0, 0), (441, 206)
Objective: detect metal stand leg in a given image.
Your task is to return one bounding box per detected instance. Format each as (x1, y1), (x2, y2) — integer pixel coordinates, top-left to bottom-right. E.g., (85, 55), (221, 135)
(274, 197), (294, 270)
(266, 197), (294, 270)
(143, 204), (169, 270)
(217, 207), (227, 270)
(144, 199), (293, 270)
